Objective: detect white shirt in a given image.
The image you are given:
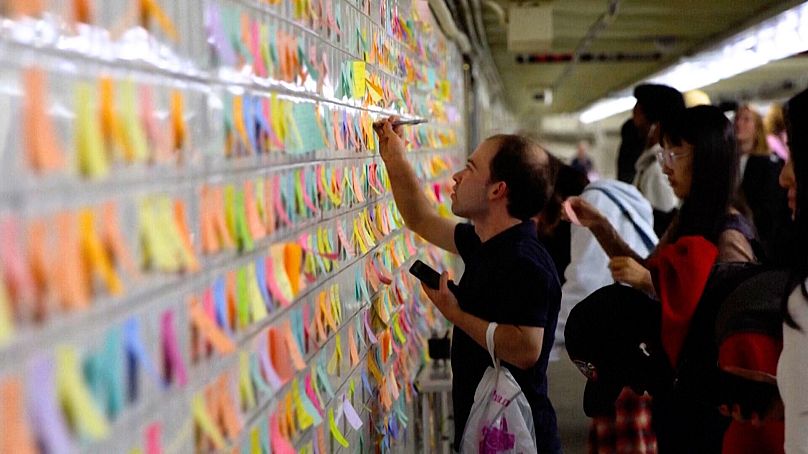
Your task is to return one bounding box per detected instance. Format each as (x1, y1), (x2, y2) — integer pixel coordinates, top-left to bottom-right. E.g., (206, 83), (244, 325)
(552, 180), (658, 359)
(633, 144), (679, 213)
(778, 279), (808, 454)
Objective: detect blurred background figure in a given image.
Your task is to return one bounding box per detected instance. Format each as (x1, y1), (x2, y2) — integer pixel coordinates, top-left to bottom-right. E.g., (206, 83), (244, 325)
(571, 140), (595, 179)
(765, 103), (790, 161)
(684, 89), (712, 107)
(734, 104), (790, 261)
(631, 84), (685, 236)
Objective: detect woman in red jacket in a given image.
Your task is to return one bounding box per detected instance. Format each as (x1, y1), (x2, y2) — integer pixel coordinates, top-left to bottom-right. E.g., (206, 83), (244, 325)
(566, 105), (757, 453)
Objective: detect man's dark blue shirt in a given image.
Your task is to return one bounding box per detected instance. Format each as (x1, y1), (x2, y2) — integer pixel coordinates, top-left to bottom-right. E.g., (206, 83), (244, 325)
(451, 221), (562, 453)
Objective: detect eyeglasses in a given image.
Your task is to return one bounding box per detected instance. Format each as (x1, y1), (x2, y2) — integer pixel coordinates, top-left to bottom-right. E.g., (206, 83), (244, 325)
(656, 149), (691, 168)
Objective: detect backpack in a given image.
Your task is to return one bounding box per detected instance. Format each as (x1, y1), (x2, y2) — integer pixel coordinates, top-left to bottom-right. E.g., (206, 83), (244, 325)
(461, 323), (537, 454)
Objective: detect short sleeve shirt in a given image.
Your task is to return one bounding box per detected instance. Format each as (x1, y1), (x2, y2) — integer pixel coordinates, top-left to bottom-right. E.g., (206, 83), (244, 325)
(451, 221), (562, 451)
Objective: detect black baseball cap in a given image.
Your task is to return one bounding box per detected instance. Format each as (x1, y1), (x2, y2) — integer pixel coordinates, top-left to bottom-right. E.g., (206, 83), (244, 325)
(565, 284), (673, 416)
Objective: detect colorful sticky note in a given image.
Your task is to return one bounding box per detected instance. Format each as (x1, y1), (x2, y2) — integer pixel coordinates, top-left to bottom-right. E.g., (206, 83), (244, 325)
(56, 345), (110, 440)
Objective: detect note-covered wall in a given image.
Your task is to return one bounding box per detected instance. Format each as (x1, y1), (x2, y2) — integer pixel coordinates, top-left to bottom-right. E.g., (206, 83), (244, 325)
(0, 0), (464, 452)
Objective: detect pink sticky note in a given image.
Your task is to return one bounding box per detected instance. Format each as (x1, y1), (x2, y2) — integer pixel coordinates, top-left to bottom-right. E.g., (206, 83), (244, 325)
(161, 310), (188, 386)
(563, 199), (582, 226)
(146, 423), (162, 454)
(270, 414), (294, 454)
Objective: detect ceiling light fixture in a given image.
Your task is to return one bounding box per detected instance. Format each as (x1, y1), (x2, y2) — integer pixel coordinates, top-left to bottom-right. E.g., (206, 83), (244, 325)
(579, 2), (808, 124)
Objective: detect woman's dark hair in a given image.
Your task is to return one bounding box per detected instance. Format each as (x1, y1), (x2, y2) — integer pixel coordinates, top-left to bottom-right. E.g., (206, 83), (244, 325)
(783, 88), (808, 328)
(488, 134), (559, 221)
(538, 158), (590, 234)
(661, 105), (738, 243)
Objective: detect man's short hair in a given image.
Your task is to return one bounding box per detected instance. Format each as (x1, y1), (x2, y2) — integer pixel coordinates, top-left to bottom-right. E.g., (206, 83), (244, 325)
(633, 84), (685, 127)
(487, 135), (558, 221)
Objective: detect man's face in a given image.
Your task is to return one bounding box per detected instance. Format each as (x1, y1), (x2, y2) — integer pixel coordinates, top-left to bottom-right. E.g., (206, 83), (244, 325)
(633, 102), (649, 131)
(450, 139), (499, 219)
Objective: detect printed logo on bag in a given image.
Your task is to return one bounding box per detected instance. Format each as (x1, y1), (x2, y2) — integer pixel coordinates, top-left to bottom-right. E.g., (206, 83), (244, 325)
(573, 360), (598, 381)
(490, 389), (512, 407)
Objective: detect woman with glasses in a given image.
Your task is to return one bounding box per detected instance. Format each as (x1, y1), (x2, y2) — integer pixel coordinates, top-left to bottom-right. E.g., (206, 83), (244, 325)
(564, 105), (757, 453)
(566, 105), (754, 294)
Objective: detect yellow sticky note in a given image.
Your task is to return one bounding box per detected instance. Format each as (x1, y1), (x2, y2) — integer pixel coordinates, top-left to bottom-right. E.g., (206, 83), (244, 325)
(239, 352), (257, 410)
(270, 244), (295, 303)
(328, 408), (349, 448)
(139, 198), (179, 272)
(120, 80), (148, 163)
(56, 346), (110, 440)
(191, 394), (225, 450)
(0, 276), (14, 345)
(76, 83), (109, 178)
(247, 264), (268, 323)
(352, 61), (366, 100)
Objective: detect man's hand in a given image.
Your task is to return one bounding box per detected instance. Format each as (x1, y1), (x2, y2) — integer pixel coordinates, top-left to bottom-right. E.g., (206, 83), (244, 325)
(609, 256), (654, 293)
(373, 116), (405, 161)
(421, 271), (461, 323)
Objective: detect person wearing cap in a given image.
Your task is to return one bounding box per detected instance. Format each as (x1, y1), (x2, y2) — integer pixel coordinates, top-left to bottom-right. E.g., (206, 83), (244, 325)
(631, 84), (685, 236)
(374, 118), (563, 453)
(564, 105), (757, 452)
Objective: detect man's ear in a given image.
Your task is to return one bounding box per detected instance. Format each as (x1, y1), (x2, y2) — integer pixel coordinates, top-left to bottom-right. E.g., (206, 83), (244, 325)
(489, 181), (507, 199)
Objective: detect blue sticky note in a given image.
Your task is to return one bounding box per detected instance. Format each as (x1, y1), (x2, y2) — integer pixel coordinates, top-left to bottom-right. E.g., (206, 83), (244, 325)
(254, 258), (274, 312)
(213, 277), (232, 335)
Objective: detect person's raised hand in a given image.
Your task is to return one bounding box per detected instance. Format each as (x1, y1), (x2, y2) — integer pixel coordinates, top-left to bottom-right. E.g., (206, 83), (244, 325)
(372, 116), (405, 161)
(561, 196), (604, 229)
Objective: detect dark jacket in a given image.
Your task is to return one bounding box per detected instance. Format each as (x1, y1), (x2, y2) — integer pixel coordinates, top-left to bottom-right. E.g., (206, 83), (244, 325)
(741, 154), (789, 261)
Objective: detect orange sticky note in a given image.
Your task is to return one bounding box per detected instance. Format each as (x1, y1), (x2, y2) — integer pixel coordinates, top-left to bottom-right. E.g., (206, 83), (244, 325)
(80, 209), (124, 296)
(9, 0), (44, 17)
(0, 377), (36, 454)
(173, 200), (200, 272)
(283, 244), (303, 296)
(102, 202), (139, 278)
(54, 212), (90, 310)
(23, 67), (64, 173)
(243, 181), (265, 240)
(170, 90), (186, 152)
(189, 297), (235, 354)
(269, 328), (294, 382)
(99, 77), (125, 160)
(72, 0), (93, 24)
(139, 0), (178, 40)
(200, 187), (219, 254)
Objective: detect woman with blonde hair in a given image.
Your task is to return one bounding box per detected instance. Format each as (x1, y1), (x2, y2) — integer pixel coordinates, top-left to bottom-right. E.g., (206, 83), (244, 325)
(735, 104), (790, 260)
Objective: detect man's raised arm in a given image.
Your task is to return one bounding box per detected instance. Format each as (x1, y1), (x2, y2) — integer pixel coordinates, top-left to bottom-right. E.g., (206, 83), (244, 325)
(375, 118), (458, 254)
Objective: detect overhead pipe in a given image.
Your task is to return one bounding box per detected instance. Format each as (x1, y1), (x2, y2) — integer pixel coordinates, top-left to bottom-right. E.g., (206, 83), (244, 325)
(553, 0), (622, 90)
(428, 0), (472, 54)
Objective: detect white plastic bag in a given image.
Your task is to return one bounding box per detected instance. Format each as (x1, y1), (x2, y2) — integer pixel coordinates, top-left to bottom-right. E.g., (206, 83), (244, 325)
(460, 323), (538, 453)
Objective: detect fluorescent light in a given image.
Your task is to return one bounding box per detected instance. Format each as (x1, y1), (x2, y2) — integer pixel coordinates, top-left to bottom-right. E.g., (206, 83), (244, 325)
(579, 96), (635, 124)
(579, 2), (808, 124)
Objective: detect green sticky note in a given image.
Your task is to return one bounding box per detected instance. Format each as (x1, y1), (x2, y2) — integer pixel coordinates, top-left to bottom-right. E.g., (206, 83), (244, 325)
(234, 189), (254, 252)
(236, 267), (250, 329)
(292, 103), (326, 152)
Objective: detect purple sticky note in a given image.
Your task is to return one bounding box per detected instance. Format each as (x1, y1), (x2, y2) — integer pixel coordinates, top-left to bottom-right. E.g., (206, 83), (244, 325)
(28, 356), (73, 454)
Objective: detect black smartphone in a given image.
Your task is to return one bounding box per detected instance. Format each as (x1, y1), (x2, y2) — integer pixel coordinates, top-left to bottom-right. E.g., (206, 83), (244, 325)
(409, 260), (442, 289)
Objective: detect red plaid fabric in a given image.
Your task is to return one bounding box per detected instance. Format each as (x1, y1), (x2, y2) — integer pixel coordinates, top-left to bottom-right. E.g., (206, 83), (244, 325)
(589, 387), (657, 454)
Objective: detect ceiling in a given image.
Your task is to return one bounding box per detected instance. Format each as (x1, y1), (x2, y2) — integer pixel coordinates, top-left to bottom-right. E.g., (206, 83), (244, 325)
(470, 0), (807, 118)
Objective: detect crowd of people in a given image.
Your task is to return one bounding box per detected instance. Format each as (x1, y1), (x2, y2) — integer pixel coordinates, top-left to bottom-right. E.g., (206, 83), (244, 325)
(374, 83), (807, 453)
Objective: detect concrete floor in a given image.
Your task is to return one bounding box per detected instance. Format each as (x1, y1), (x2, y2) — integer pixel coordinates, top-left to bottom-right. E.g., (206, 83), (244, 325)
(547, 351), (590, 454)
